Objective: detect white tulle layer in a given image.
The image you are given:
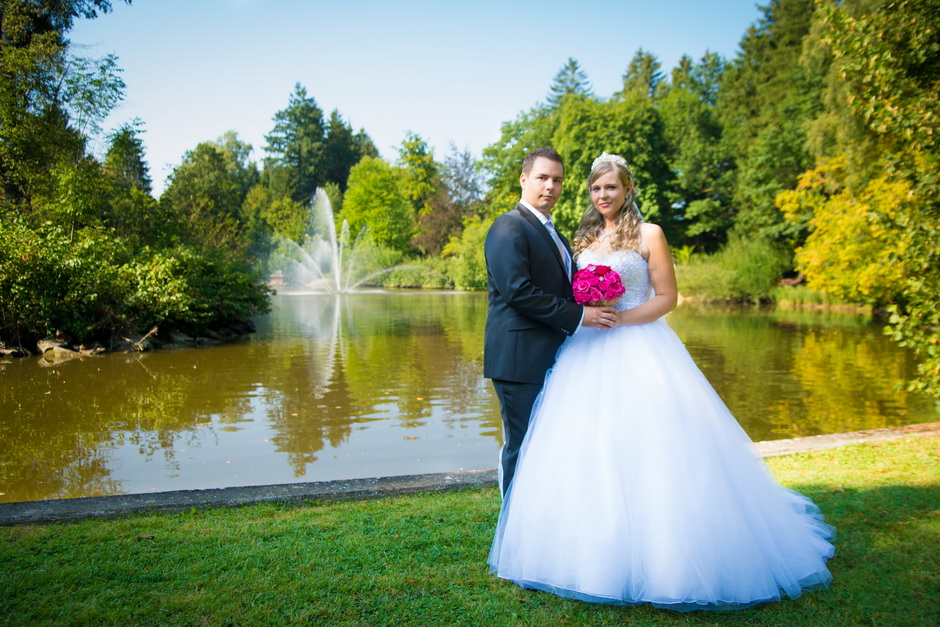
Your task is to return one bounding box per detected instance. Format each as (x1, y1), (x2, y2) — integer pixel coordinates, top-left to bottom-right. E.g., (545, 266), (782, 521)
(489, 318), (835, 611)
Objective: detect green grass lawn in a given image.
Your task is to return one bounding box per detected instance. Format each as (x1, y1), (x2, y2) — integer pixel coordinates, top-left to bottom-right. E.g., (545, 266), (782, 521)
(1, 435), (938, 626)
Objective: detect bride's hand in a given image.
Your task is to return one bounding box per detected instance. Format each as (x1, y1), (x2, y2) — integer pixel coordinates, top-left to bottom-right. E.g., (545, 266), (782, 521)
(582, 306), (618, 329)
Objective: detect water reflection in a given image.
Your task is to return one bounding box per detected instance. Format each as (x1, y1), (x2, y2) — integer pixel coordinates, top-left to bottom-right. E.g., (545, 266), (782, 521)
(667, 305), (934, 441)
(0, 295), (935, 503)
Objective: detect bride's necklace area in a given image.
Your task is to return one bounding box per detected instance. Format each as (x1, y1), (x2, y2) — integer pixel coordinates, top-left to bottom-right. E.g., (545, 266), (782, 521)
(589, 229), (616, 256)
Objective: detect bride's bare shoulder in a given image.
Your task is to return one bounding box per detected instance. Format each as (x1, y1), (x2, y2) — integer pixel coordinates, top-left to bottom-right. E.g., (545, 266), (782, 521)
(639, 222), (664, 238)
(636, 223), (667, 259)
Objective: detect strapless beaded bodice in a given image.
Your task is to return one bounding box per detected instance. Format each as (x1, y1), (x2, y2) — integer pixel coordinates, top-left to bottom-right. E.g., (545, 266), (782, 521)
(577, 248), (651, 311)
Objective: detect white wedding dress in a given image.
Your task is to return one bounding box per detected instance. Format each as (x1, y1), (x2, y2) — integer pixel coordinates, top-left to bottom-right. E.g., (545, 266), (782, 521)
(488, 248), (835, 611)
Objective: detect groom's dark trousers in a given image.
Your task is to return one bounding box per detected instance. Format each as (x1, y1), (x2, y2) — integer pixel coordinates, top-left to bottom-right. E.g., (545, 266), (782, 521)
(484, 204), (581, 495)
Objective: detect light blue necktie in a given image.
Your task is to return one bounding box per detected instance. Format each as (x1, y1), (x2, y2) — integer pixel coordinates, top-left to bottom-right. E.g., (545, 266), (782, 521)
(545, 219), (572, 279)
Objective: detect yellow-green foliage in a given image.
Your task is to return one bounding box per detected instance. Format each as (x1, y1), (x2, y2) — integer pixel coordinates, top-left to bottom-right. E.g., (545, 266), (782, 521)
(442, 216), (491, 290)
(778, 158), (911, 306)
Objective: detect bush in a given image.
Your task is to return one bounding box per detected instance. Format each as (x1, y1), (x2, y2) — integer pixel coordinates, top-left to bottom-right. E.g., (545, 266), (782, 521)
(441, 216), (490, 290)
(371, 257), (453, 289)
(676, 235), (790, 303)
(0, 221), (131, 345)
(121, 245), (272, 332)
(0, 217), (271, 348)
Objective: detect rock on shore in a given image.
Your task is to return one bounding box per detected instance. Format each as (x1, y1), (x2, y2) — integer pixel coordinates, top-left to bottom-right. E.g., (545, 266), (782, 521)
(0, 319), (257, 363)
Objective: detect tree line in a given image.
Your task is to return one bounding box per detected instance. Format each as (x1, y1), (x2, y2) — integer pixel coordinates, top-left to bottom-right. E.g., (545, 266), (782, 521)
(0, 0), (936, 396)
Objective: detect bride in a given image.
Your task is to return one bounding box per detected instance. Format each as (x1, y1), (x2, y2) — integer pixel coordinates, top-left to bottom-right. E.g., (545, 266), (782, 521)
(488, 153), (835, 611)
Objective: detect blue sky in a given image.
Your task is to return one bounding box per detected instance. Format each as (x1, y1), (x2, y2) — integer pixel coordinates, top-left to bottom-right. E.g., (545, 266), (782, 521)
(71, 0), (764, 195)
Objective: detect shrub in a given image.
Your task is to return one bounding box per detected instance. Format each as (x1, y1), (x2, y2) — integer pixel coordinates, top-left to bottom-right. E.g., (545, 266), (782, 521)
(676, 235), (790, 303)
(442, 216), (490, 290)
(371, 257), (453, 289)
(0, 220), (131, 345)
(0, 217), (272, 348)
(121, 245), (272, 332)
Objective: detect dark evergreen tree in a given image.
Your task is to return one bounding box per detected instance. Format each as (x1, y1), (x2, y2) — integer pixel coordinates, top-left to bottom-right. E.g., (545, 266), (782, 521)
(101, 120), (164, 246)
(546, 57), (593, 107)
(616, 49), (665, 99)
(660, 54), (734, 251)
(321, 110), (358, 191)
(718, 0), (824, 242)
(103, 120), (151, 193)
(263, 83), (326, 205)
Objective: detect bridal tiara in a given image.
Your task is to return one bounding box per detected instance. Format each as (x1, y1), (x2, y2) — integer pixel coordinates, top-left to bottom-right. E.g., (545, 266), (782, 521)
(592, 152), (629, 171)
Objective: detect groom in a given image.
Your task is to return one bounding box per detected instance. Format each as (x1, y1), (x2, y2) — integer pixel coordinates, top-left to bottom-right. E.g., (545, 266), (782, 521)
(484, 147), (617, 495)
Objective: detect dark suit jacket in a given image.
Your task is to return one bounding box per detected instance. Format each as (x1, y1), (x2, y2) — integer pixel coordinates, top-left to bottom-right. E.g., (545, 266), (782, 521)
(483, 204), (582, 384)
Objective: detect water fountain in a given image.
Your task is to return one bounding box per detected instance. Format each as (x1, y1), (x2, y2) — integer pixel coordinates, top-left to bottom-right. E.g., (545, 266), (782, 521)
(271, 189), (402, 293)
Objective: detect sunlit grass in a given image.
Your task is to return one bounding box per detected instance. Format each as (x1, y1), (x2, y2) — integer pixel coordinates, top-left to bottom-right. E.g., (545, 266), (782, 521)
(1, 436), (937, 625)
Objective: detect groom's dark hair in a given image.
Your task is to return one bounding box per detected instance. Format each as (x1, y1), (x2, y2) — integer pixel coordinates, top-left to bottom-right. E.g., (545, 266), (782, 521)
(522, 147), (564, 175)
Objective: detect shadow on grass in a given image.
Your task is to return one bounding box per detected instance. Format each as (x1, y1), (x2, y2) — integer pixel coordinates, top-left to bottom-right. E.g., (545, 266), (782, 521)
(574, 483), (940, 626)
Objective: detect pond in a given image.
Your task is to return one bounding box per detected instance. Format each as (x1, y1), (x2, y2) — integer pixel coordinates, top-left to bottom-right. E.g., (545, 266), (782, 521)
(0, 292), (935, 503)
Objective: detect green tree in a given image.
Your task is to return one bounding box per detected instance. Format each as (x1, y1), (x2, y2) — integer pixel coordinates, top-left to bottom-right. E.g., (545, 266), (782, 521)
(103, 119), (150, 193)
(242, 184), (305, 244)
(616, 49), (664, 99)
(814, 0), (940, 396)
(321, 110), (357, 191)
(217, 130), (259, 202)
(671, 55), (695, 90)
(441, 142), (487, 213)
(411, 183), (461, 257)
(779, 158), (910, 305)
(546, 57), (593, 107)
(551, 93), (674, 238)
(718, 0), (823, 242)
(481, 107), (557, 218)
(320, 110), (377, 192)
(691, 51), (726, 105)
(659, 69), (733, 250)
(400, 132), (467, 256)
(58, 51), (124, 137)
(0, 0), (128, 212)
(354, 129), (379, 161)
(442, 215), (490, 289)
(0, 1), (271, 349)
(340, 157), (413, 254)
(100, 120), (163, 247)
(407, 143), (487, 257)
(263, 83), (325, 204)
(398, 131), (438, 212)
(160, 134), (258, 251)
(42, 157), (108, 237)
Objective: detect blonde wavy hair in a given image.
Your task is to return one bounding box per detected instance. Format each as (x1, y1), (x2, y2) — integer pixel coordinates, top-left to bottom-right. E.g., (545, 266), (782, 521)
(572, 157), (642, 259)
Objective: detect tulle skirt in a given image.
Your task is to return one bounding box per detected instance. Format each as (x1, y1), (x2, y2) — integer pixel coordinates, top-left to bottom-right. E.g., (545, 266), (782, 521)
(488, 317), (835, 611)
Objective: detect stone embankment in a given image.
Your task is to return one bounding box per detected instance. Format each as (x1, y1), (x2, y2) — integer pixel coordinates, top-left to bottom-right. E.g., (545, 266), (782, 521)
(1, 421), (937, 527)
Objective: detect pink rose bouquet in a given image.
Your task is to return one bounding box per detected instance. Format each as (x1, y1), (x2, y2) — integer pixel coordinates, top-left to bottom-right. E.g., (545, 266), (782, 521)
(572, 264), (626, 306)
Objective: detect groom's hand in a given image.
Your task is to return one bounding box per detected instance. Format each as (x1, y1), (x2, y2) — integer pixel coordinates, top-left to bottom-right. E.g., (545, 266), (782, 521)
(582, 306), (618, 329)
